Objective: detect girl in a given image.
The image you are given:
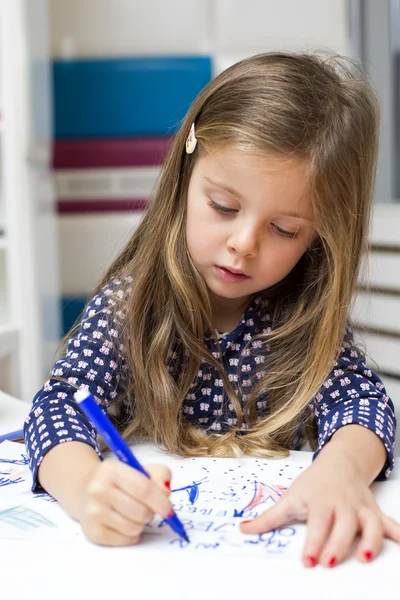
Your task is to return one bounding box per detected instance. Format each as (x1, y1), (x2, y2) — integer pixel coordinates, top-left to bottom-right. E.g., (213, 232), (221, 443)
(24, 52), (400, 567)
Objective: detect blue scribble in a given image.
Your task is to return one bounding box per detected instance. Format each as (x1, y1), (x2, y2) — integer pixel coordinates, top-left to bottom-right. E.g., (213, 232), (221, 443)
(194, 542), (220, 550)
(0, 476), (25, 487)
(32, 492), (57, 503)
(244, 527), (296, 552)
(172, 477), (208, 504)
(0, 454), (29, 466)
(170, 538), (190, 548)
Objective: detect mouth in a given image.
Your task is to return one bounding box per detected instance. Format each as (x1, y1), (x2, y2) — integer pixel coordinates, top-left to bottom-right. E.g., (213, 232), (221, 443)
(215, 266), (250, 282)
(221, 266), (246, 275)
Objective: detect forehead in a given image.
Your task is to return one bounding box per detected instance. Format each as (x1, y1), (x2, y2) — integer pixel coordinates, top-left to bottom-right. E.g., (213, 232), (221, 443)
(197, 144), (308, 179)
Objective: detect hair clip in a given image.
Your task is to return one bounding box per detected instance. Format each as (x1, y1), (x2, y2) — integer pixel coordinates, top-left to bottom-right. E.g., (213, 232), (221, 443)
(186, 122), (198, 154)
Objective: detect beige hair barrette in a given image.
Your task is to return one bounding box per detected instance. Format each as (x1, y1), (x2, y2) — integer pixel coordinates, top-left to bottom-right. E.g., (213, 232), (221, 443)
(185, 122), (198, 154)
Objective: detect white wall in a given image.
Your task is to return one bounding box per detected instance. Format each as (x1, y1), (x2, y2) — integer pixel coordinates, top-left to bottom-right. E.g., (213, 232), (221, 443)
(214, 0), (349, 52)
(49, 0), (212, 58)
(49, 0), (351, 60)
(60, 212), (141, 295)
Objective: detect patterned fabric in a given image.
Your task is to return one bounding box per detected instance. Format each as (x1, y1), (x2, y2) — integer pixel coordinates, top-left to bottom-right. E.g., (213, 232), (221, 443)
(215, 330), (230, 341)
(24, 277), (396, 491)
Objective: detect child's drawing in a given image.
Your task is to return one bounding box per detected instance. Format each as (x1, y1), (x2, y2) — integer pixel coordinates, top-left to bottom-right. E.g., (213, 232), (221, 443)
(0, 450), (30, 487)
(0, 440), (311, 557)
(171, 477), (208, 504)
(0, 470), (26, 488)
(233, 481), (287, 517)
(0, 506), (56, 531)
(0, 452), (29, 466)
(0, 446), (33, 510)
(137, 451), (309, 558)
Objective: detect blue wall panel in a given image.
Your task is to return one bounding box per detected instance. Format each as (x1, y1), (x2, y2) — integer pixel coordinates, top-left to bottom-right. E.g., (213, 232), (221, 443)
(53, 56), (212, 138)
(61, 296), (88, 336)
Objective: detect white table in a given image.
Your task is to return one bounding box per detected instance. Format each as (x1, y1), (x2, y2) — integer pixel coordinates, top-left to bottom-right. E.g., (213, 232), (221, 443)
(1, 391), (400, 598)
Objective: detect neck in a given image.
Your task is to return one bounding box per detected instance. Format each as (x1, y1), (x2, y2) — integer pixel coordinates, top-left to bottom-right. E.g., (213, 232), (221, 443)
(209, 292), (251, 332)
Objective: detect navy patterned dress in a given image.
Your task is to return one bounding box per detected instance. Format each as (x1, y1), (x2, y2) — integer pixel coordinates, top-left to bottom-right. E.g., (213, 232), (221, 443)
(24, 277), (396, 490)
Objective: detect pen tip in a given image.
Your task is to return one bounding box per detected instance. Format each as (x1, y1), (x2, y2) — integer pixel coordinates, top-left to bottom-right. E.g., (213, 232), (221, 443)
(183, 535), (190, 543)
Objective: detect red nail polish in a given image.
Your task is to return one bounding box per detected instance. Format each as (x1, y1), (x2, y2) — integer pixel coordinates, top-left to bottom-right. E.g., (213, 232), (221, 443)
(328, 556), (337, 568)
(164, 480), (171, 491)
(364, 550), (373, 562)
(305, 556), (317, 567)
(241, 520), (252, 525)
(165, 509), (175, 519)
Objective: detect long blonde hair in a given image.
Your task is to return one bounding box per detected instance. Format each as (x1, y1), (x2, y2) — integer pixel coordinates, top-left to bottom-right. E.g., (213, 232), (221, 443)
(79, 52), (380, 458)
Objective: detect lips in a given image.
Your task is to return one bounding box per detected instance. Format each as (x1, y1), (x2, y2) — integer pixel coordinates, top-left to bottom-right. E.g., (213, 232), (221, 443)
(221, 266), (246, 275)
(215, 266), (250, 283)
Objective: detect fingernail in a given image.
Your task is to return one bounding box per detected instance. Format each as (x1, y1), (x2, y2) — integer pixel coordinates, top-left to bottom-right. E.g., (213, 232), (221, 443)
(363, 550), (373, 562)
(164, 480), (171, 491)
(165, 509), (175, 519)
(304, 556), (317, 568)
(328, 556), (337, 568)
(241, 520), (252, 525)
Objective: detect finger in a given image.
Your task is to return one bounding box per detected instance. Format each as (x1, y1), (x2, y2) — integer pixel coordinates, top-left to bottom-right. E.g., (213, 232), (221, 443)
(146, 464), (173, 495)
(356, 507), (383, 563)
(100, 460), (173, 517)
(240, 499), (308, 535)
(381, 513), (400, 544)
(302, 507), (334, 568)
(319, 510), (359, 568)
(107, 487), (154, 525)
(85, 501), (144, 539)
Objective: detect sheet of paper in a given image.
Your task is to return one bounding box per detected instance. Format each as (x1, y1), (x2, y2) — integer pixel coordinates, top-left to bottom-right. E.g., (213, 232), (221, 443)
(0, 440), (32, 509)
(1, 441), (399, 561)
(0, 441), (81, 542)
(0, 440), (312, 555)
(131, 446), (313, 559)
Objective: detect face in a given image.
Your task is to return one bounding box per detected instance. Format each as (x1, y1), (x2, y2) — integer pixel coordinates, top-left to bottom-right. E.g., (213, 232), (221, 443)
(186, 146), (316, 317)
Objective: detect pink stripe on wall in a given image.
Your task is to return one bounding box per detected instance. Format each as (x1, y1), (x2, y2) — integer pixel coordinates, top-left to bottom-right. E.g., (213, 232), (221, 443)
(57, 198), (149, 214)
(53, 137), (174, 169)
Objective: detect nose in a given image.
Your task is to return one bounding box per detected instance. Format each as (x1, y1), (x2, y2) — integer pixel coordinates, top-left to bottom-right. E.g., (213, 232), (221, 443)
(227, 220), (259, 258)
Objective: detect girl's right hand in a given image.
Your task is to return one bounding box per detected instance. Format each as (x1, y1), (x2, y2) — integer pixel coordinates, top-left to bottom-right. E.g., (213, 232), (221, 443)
(78, 458), (173, 546)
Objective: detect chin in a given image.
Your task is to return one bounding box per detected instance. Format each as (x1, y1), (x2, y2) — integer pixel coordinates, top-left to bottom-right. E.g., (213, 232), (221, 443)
(208, 283), (251, 299)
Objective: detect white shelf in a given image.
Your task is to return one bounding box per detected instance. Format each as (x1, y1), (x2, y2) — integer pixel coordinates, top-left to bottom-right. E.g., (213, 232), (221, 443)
(0, 0), (60, 402)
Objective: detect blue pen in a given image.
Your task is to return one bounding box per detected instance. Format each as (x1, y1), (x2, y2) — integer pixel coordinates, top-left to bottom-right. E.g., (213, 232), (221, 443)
(0, 428), (24, 443)
(74, 389), (189, 543)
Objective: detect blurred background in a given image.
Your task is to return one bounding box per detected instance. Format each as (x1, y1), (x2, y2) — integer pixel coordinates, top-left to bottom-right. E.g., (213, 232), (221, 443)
(0, 0), (399, 415)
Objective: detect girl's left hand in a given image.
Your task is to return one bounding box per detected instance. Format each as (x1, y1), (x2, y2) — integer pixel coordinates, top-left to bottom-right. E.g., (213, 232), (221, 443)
(240, 455), (400, 568)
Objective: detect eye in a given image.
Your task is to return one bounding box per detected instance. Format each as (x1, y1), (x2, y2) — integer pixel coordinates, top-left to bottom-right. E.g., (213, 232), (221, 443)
(271, 224), (299, 239)
(208, 199), (238, 214)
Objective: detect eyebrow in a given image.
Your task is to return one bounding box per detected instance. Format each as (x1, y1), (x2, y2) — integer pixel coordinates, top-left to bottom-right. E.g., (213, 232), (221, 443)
(204, 176), (244, 200)
(204, 176), (314, 223)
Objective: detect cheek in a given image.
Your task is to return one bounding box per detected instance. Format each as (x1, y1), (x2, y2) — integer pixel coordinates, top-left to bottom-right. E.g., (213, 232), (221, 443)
(187, 193), (206, 231)
(186, 202), (221, 253)
(187, 221), (219, 259)
(263, 244), (307, 277)
(186, 206), (211, 258)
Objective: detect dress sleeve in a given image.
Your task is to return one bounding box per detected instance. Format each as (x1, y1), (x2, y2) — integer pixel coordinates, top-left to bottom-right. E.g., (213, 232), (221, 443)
(23, 277), (132, 492)
(311, 324), (397, 480)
